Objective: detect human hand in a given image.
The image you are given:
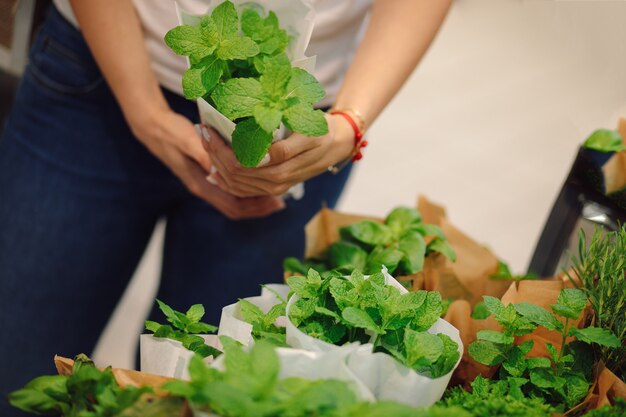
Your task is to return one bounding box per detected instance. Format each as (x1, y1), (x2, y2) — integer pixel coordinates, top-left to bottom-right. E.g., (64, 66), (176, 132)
(131, 108), (285, 219)
(203, 114), (355, 197)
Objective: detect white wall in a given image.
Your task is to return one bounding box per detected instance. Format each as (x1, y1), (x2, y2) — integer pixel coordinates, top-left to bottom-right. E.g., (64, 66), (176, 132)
(93, 0), (626, 369)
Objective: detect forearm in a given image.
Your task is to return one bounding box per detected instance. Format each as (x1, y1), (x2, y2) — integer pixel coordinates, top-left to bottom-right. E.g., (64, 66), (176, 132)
(333, 0), (452, 129)
(69, 0), (168, 137)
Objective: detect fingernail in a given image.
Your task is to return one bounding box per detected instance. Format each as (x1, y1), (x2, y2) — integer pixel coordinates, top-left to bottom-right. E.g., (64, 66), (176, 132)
(206, 174), (217, 185)
(210, 166), (218, 174)
(258, 154), (271, 167)
(201, 126), (211, 143)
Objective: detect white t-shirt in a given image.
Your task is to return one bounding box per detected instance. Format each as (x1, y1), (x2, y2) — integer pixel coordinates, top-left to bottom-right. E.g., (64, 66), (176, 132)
(52, 0), (372, 107)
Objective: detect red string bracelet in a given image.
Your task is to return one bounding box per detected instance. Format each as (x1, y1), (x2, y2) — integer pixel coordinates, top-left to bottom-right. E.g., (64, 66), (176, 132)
(329, 110), (368, 162)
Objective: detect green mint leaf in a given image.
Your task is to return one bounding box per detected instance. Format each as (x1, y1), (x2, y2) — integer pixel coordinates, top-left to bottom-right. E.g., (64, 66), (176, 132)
(430, 333), (461, 377)
(263, 303), (286, 328)
(348, 269), (366, 286)
(232, 118), (274, 167)
(563, 374), (591, 409)
(182, 67), (206, 99)
(529, 368), (565, 389)
(551, 288), (587, 320)
(546, 343), (559, 364)
(365, 246), (404, 275)
(284, 68), (326, 104)
(164, 25), (216, 59)
(397, 234), (426, 274)
(211, 78), (263, 120)
(241, 9), (290, 55)
(282, 103), (329, 137)
(289, 298), (317, 326)
(186, 304), (205, 322)
(501, 345), (528, 377)
(570, 327), (621, 347)
(216, 36), (259, 60)
(527, 356), (552, 369)
(385, 207), (422, 230)
(476, 329), (514, 345)
(220, 336), (252, 376)
(211, 1), (238, 39)
(340, 221), (393, 248)
(283, 257), (309, 275)
(327, 239), (369, 272)
(144, 320), (160, 333)
(411, 291), (443, 331)
(427, 237), (457, 262)
(468, 340), (506, 365)
(153, 324), (175, 339)
(582, 129), (626, 153)
(250, 341), (280, 394)
(314, 306), (342, 322)
(239, 299), (266, 325)
(156, 300), (185, 329)
(341, 307), (383, 334)
(186, 322), (217, 334)
(403, 329), (444, 368)
(513, 302), (563, 331)
(253, 104), (282, 133)
(471, 302), (491, 320)
(185, 55), (225, 99)
(260, 54), (291, 97)
(408, 223), (446, 239)
(287, 275), (309, 298)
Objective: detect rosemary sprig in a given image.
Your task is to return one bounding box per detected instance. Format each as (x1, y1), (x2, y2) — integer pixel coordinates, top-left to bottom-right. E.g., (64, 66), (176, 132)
(569, 226), (626, 380)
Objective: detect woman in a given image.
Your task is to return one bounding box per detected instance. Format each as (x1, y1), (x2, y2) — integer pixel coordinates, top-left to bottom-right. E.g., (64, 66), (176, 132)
(0, 0), (451, 414)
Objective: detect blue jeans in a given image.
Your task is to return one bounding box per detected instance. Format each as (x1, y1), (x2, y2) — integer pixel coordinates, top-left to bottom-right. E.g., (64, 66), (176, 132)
(0, 6), (351, 416)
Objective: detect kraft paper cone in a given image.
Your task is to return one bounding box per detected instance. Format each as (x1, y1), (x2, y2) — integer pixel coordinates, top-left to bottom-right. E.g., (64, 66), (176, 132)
(303, 196), (510, 306)
(444, 300), (501, 387)
(54, 355), (173, 391)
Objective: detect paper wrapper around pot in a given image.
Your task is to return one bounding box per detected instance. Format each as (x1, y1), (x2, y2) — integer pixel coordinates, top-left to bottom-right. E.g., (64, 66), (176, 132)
(140, 334), (220, 380)
(284, 268), (463, 407)
(176, 1), (317, 200)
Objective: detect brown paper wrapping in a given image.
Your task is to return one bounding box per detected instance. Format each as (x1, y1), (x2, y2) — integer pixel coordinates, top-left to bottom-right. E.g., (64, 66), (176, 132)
(601, 118), (626, 194)
(54, 355), (173, 391)
(303, 195), (511, 306)
(444, 299), (501, 386)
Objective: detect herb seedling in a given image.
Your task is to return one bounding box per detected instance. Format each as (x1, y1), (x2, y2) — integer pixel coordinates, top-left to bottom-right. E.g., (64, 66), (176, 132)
(468, 289), (620, 409)
(9, 354), (151, 417)
(145, 300), (220, 358)
(165, 1), (328, 167)
(288, 269), (460, 378)
(284, 207), (456, 278)
(238, 287), (288, 346)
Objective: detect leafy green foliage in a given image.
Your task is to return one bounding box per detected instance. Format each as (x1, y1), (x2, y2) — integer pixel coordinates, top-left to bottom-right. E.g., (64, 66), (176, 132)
(144, 300), (220, 358)
(582, 129), (626, 153)
(284, 207), (456, 278)
(288, 269), (460, 378)
(468, 288), (620, 409)
(440, 376), (555, 417)
(164, 1), (328, 167)
(163, 337), (362, 417)
(570, 227), (626, 381)
(490, 260), (539, 281)
(238, 291), (288, 346)
(9, 354), (150, 416)
(165, 1), (258, 99)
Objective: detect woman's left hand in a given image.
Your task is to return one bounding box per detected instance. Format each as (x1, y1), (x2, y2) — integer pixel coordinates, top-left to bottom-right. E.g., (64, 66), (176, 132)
(203, 114), (356, 197)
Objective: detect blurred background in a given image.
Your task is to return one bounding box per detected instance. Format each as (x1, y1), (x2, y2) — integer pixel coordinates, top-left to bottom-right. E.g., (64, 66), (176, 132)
(1, 0), (625, 369)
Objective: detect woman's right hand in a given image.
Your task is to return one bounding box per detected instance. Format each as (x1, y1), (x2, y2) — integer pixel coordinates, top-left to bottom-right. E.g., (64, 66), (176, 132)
(131, 107), (285, 220)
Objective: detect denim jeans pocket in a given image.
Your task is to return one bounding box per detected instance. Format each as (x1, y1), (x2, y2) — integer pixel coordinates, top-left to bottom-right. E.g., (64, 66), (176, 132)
(27, 33), (105, 96)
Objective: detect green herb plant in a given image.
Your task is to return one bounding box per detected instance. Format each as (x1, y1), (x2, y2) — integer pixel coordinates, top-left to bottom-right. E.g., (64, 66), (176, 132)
(9, 354), (150, 416)
(284, 207), (456, 278)
(145, 300), (220, 358)
(165, 1), (328, 167)
(570, 227), (626, 381)
(164, 336), (468, 417)
(287, 269), (460, 378)
(238, 286), (288, 346)
(441, 375), (555, 417)
(468, 289), (620, 409)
